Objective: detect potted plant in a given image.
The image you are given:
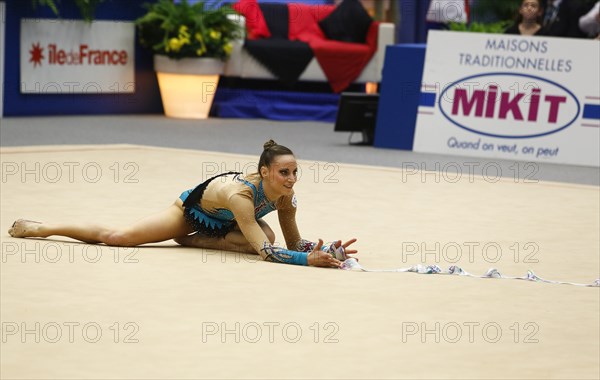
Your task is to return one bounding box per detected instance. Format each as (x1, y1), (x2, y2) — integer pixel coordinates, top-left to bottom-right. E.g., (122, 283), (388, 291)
(136, 0), (242, 119)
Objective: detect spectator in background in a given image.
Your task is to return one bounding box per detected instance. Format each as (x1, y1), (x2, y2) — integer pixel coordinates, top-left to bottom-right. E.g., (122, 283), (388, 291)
(579, 1), (600, 38)
(543, 0), (587, 37)
(505, 0), (547, 35)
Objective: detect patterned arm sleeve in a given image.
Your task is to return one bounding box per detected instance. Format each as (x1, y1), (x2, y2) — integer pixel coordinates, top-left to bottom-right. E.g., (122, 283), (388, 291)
(295, 240), (342, 256)
(295, 239), (317, 252)
(229, 194), (309, 266)
(261, 243), (308, 266)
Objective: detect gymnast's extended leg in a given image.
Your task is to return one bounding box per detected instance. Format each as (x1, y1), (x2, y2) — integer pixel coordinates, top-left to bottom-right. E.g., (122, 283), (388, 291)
(8, 202), (194, 247)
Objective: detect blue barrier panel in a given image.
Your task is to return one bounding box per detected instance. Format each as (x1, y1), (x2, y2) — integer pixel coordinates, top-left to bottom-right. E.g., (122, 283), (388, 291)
(373, 44), (426, 150)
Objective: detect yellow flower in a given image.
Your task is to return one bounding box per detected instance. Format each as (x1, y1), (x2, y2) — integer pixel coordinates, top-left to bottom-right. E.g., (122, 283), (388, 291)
(137, 0), (243, 59)
(166, 37), (183, 52)
(223, 42), (233, 56)
(179, 25), (190, 39)
(209, 29), (221, 40)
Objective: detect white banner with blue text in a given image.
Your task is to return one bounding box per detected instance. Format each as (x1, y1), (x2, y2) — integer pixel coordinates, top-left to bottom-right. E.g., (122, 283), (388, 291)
(414, 30), (600, 167)
(20, 19), (135, 94)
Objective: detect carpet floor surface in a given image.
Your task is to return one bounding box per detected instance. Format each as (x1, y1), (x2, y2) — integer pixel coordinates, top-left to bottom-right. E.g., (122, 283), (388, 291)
(1, 145), (598, 379)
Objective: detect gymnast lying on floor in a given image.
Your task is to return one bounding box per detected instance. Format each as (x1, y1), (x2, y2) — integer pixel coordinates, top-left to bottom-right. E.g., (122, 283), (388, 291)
(8, 140), (357, 268)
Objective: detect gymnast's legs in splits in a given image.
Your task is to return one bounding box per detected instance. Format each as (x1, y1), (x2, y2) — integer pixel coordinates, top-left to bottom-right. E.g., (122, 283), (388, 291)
(8, 199), (275, 254)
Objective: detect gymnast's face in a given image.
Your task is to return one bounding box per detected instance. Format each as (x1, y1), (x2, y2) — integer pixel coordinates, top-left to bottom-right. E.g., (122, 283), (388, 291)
(261, 154), (298, 197)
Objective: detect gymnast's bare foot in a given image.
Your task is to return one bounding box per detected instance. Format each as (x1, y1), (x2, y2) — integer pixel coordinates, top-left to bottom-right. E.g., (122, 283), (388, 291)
(8, 219), (43, 238)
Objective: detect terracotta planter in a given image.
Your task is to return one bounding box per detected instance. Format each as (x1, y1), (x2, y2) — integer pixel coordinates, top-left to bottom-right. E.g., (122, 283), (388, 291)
(154, 55), (225, 119)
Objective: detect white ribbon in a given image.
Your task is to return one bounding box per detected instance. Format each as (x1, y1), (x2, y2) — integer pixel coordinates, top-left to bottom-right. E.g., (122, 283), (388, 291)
(340, 258), (600, 288)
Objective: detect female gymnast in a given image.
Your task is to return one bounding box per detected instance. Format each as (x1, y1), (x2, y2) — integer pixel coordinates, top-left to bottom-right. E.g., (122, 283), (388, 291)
(8, 140), (357, 268)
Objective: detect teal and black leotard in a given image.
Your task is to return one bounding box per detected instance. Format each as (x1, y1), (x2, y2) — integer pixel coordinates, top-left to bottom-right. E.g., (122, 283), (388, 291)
(179, 172), (279, 237)
(179, 172), (341, 266)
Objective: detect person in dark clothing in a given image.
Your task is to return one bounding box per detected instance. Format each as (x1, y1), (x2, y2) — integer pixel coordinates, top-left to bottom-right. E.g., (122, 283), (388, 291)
(505, 0), (547, 35)
(543, 0), (588, 37)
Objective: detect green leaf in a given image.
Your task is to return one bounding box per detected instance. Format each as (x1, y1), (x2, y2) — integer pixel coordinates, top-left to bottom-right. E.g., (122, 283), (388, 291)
(447, 20), (513, 34)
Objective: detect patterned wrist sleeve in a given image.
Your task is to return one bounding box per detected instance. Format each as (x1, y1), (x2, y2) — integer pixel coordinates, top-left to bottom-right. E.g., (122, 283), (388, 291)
(295, 240), (346, 260)
(262, 243), (309, 266)
(296, 239), (317, 252)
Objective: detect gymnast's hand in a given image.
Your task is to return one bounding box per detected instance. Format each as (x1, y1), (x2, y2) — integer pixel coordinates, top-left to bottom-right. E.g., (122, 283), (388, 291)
(308, 239), (343, 268)
(333, 238), (359, 259)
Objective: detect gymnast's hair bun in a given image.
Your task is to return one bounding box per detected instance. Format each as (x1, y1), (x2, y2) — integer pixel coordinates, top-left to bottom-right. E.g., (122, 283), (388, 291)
(263, 140), (278, 150)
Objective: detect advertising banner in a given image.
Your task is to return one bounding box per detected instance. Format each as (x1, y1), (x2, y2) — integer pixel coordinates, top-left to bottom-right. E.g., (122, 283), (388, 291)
(20, 19), (135, 94)
(414, 31), (600, 167)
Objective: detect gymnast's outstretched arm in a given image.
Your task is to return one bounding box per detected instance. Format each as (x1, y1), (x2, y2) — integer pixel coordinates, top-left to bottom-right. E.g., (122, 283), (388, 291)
(228, 195), (341, 267)
(277, 198), (358, 256)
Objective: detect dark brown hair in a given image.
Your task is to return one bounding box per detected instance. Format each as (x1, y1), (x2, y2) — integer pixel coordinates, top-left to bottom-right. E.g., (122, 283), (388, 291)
(515, 0), (544, 25)
(258, 139), (294, 176)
